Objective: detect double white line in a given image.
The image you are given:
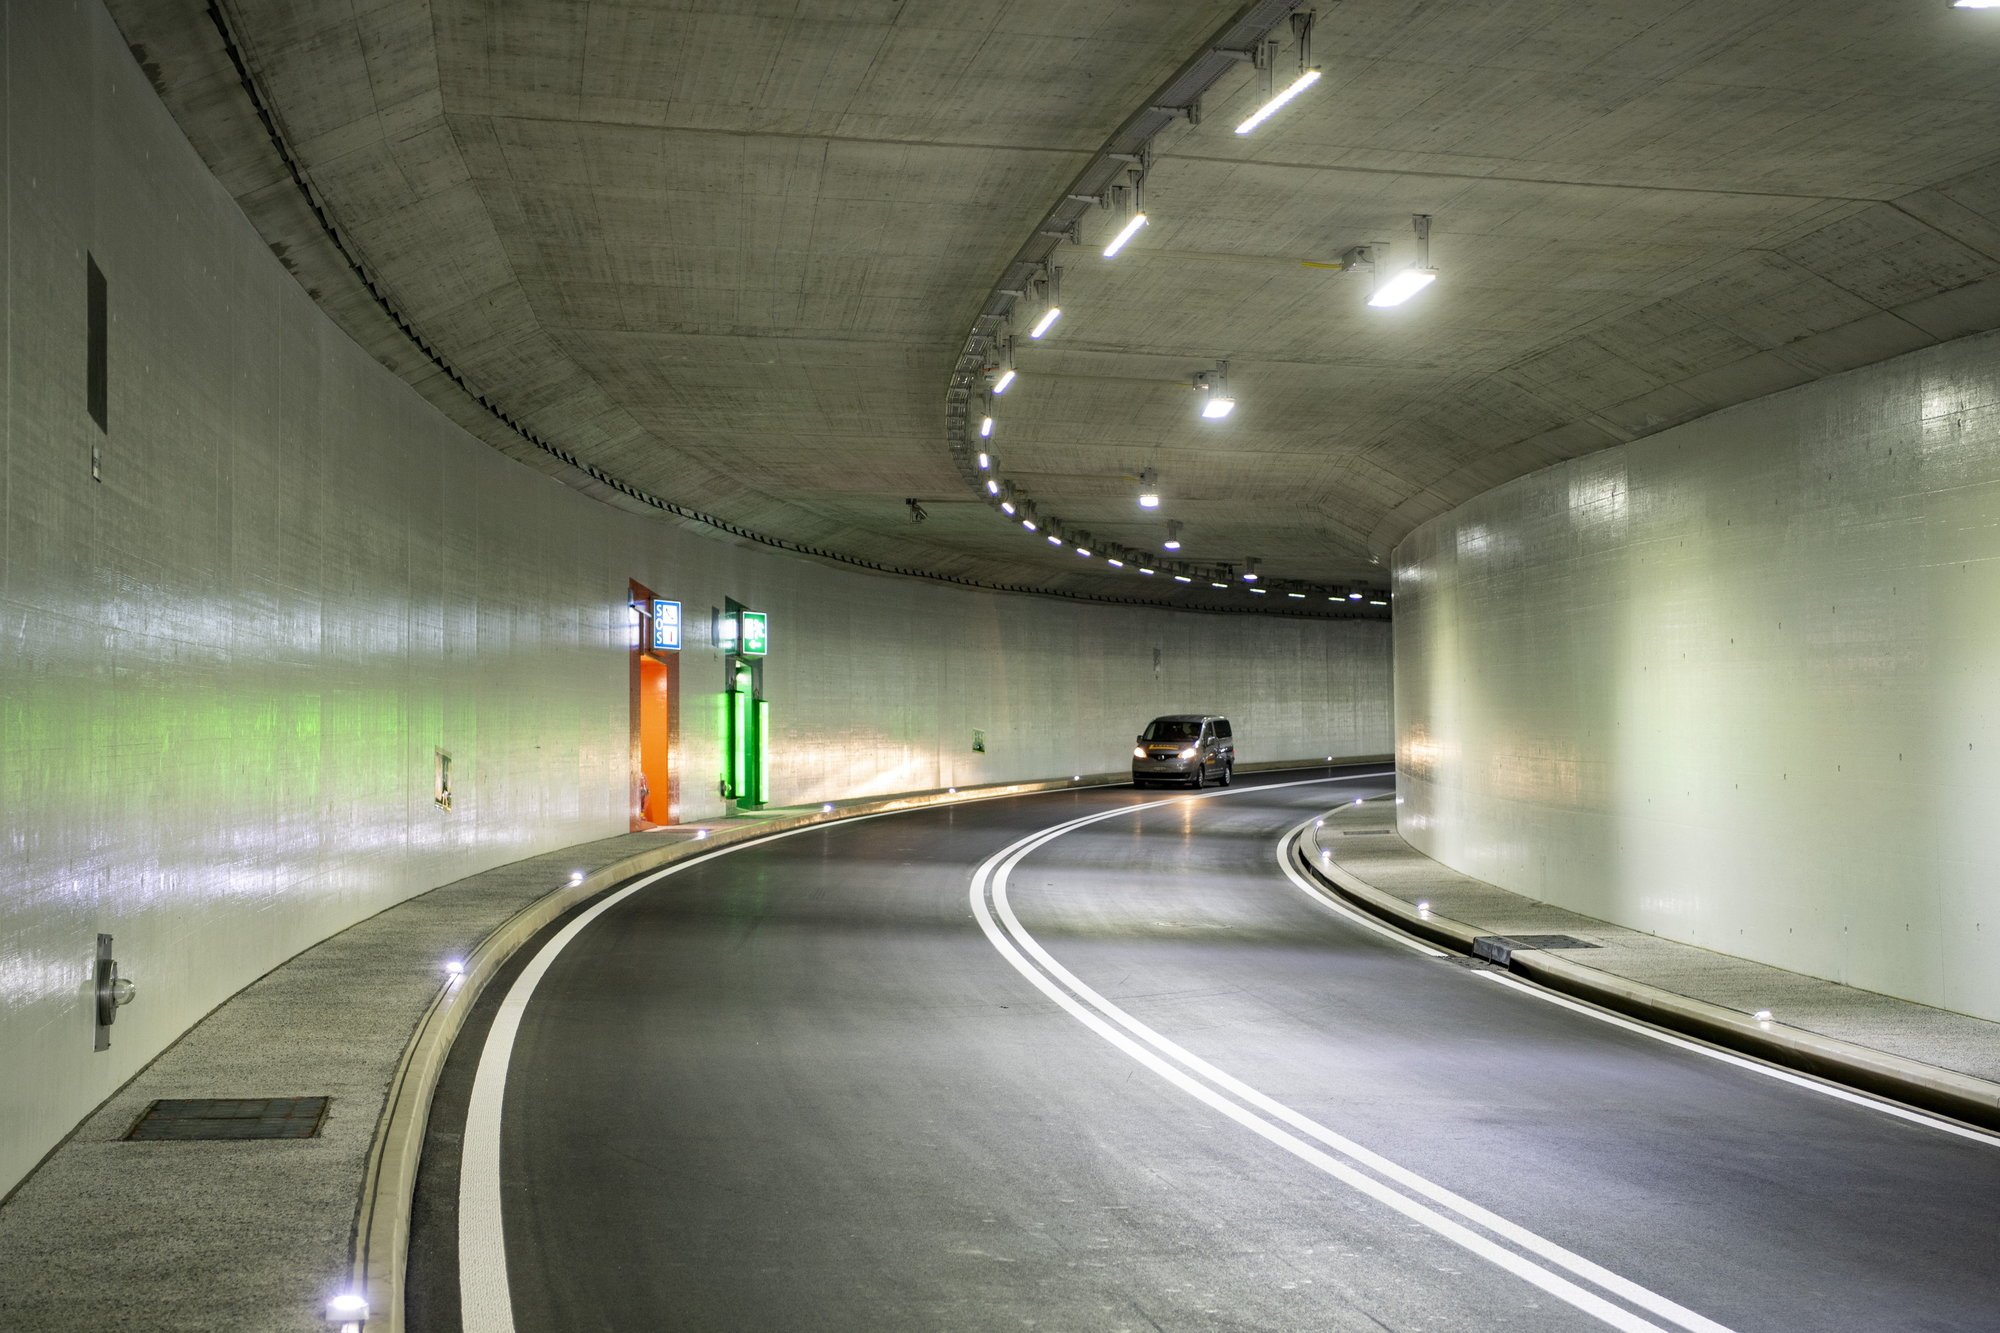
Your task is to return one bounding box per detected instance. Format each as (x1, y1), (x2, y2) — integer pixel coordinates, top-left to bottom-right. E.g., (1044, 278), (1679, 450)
(968, 780), (1736, 1333)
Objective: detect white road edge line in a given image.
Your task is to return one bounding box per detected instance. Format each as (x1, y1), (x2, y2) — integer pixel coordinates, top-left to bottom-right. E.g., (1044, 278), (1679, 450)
(1468, 970), (2000, 1148)
(972, 791), (1736, 1333)
(1279, 815), (2000, 1150)
(1274, 819), (1446, 956)
(459, 811), (907, 1333)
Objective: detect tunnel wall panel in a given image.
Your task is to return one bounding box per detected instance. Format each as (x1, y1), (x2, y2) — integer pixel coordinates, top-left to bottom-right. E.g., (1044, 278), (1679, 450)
(1395, 324), (2000, 1022)
(0, 3), (1390, 1196)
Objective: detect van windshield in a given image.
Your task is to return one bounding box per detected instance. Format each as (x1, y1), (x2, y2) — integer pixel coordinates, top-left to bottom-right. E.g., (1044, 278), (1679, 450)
(1142, 719), (1201, 742)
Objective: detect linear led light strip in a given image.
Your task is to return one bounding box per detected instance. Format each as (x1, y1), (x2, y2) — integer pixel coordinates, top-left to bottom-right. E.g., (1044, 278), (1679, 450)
(1235, 68), (1320, 134)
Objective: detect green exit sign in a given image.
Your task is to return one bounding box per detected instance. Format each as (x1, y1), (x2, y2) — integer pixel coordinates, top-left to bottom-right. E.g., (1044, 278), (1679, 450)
(740, 611), (768, 656)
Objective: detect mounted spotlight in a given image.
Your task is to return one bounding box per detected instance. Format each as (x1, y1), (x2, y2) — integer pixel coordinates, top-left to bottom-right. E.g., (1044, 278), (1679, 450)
(1029, 265), (1063, 339)
(1242, 558), (1260, 583)
(1163, 520), (1183, 551)
(1193, 360), (1235, 419)
(1137, 467), (1161, 510)
(1366, 215), (1438, 308)
(1236, 11), (1320, 136)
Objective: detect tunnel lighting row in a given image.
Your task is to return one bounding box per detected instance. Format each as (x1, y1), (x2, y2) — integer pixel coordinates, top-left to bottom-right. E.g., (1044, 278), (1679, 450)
(945, 10), (1409, 612)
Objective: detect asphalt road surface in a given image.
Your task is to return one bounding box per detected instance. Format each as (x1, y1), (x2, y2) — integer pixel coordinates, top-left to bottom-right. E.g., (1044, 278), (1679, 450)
(407, 768), (2000, 1332)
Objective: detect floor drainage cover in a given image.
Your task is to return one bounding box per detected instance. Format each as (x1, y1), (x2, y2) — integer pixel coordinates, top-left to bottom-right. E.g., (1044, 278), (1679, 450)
(1472, 935), (1602, 965)
(125, 1097), (330, 1141)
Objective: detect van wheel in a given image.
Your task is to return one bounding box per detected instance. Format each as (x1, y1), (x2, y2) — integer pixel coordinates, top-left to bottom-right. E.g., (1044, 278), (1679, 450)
(1220, 762), (1233, 787)
(1190, 764), (1206, 789)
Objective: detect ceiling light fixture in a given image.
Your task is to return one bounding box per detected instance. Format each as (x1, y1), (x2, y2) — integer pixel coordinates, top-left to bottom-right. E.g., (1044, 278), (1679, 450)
(1953, 1), (2000, 8)
(1139, 566), (1155, 575)
(1194, 360), (1235, 419)
(1242, 558), (1260, 583)
(1107, 557), (1124, 568)
(1367, 214), (1437, 308)
(1163, 520), (1182, 551)
(990, 336), (1018, 394)
(1236, 12), (1320, 135)
(1172, 574), (1193, 583)
(1237, 70), (1320, 135)
(1102, 166), (1149, 258)
(977, 450), (991, 470)
(1028, 265), (1062, 338)
(1137, 467), (1160, 509)
(979, 416), (994, 438)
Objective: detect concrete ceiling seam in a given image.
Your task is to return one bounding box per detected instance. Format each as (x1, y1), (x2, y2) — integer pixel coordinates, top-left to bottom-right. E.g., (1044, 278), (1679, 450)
(191, 0), (1374, 621)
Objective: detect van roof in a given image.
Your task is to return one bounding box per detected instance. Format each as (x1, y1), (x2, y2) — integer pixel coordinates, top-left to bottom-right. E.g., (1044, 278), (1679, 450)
(1149, 713), (1222, 722)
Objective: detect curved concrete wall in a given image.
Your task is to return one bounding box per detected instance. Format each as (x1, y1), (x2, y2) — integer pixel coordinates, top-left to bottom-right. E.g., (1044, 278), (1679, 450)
(0, 4), (1390, 1195)
(1395, 324), (2000, 1024)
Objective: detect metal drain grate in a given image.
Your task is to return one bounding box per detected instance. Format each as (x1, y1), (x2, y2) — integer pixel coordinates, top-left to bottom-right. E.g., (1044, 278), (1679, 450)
(1472, 935), (1601, 965)
(125, 1097), (329, 1142)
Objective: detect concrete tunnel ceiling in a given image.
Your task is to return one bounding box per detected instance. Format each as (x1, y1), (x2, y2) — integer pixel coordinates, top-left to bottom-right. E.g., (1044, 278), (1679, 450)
(111, 0), (2000, 613)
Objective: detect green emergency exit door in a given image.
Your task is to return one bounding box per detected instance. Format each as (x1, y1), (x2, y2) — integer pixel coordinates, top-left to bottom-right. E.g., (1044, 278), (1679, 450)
(726, 663), (768, 809)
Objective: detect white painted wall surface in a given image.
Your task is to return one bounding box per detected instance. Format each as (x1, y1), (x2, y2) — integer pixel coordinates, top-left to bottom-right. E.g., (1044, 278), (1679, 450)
(0, 3), (1390, 1195)
(1396, 324), (2000, 1024)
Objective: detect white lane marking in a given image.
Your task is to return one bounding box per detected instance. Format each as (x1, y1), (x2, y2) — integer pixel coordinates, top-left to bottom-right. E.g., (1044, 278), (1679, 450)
(973, 805), (1736, 1333)
(1470, 970), (2000, 1148)
(1273, 818), (1446, 957)
(458, 774), (1383, 1328)
(459, 812), (906, 1332)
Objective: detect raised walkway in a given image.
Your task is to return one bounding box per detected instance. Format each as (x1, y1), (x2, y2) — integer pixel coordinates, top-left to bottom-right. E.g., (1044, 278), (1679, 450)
(1298, 794), (2000, 1126)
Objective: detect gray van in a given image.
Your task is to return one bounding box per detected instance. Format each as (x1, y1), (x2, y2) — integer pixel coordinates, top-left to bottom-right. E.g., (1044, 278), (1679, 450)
(1132, 714), (1234, 788)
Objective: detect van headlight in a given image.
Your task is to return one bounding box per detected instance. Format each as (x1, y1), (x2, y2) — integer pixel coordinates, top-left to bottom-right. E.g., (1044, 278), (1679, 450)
(1178, 746), (1197, 760)
(1132, 746), (1146, 759)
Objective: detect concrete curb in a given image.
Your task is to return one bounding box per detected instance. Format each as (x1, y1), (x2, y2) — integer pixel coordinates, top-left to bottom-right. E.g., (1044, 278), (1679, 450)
(1295, 810), (2000, 1135)
(352, 756), (1385, 1331)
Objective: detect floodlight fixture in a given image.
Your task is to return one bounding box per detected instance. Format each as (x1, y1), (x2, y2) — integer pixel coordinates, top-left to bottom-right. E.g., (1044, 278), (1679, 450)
(977, 450), (991, 470)
(1137, 467), (1161, 509)
(1242, 557), (1260, 582)
(979, 416), (994, 438)
(1194, 360), (1235, 419)
(1163, 520), (1182, 551)
(1366, 215), (1437, 308)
